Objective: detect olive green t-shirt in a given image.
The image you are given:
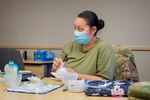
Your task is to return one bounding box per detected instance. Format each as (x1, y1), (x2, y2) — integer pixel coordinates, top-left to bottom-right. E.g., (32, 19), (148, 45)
(59, 38), (116, 80)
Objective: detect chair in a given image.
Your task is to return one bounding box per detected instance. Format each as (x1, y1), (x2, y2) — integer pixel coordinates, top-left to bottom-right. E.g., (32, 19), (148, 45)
(112, 45), (140, 82)
(0, 48), (25, 72)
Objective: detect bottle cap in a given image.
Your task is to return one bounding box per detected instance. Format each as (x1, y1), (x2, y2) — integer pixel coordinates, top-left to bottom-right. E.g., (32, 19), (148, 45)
(9, 61), (14, 64)
(83, 78), (88, 84)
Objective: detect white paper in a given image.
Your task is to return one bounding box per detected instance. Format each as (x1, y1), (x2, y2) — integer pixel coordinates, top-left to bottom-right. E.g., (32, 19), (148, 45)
(5, 84), (63, 94)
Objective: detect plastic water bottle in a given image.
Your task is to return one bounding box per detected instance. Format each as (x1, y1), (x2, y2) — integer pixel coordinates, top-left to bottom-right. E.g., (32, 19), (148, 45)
(4, 61), (21, 87)
(4, 61), (18, 75)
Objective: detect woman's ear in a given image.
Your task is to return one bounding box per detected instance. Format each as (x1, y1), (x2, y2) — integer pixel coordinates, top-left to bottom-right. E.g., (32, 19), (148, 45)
(90, 26), (97, 35)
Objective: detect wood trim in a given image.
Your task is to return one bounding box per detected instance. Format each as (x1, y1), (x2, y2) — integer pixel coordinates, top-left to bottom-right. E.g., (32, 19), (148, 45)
(23, 60), (53, 65)
(0, 46), (150, 51)
(130, 46), (150, 51)
(0, 46), (63, 50)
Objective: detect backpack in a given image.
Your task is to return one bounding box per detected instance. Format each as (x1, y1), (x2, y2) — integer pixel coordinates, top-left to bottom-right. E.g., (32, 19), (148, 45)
(112, 45), (140, 82)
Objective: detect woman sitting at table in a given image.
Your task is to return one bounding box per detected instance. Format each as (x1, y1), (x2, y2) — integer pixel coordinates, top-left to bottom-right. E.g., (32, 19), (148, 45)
(52, 10), (116, 80)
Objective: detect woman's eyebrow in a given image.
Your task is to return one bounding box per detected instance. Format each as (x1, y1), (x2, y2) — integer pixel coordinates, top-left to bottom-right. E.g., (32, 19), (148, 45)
(76, 25), (85, 28)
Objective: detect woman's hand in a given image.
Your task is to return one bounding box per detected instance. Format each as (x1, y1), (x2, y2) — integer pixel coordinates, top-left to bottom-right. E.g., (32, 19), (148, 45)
(52, 57), (63, 71)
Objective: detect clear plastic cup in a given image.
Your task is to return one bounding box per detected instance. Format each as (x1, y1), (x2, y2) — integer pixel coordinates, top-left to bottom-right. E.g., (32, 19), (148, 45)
(61, 72), (78, 83)
(4, 73), (22, 87)
(67, 80), (86, 92)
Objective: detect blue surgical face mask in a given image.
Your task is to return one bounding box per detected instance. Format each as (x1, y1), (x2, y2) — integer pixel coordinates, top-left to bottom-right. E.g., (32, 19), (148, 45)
(74, 31), (90, 44)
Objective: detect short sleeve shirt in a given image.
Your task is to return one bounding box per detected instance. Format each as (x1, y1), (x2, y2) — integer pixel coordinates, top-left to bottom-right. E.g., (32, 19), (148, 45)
(59, 38), (116, 80)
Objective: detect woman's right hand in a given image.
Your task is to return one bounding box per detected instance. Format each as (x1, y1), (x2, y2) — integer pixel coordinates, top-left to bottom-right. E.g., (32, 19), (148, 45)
(52, 57), (63, 71)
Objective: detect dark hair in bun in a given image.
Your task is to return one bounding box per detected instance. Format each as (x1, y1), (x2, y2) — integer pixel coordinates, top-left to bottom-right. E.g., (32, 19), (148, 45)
(77, 10), (105, 36)
(98, 19), (105, 30)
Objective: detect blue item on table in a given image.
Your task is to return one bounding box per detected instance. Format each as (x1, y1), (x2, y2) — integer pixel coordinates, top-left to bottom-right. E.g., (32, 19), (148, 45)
(34, 49), (54, 61)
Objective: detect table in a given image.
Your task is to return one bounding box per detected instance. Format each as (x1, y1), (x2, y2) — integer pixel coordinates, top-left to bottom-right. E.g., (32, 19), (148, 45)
(23, 60), (53, 77)
(0, 78), (128, 100)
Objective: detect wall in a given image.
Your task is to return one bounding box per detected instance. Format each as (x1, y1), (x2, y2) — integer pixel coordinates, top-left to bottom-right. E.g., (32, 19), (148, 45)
(0, 0), (150, 81)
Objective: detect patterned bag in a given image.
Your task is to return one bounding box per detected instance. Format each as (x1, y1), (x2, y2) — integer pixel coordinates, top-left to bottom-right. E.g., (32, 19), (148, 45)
(112, 45), (140, 82)
(85, 80), (133, 96)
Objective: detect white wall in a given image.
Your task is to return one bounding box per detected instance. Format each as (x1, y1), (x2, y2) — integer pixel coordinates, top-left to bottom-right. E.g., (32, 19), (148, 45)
(0, 0), (150, 81)
(133, 51), (150, 81)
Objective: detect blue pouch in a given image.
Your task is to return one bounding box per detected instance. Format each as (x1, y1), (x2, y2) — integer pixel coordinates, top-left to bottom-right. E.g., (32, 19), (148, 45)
(85, 80), (133, 96)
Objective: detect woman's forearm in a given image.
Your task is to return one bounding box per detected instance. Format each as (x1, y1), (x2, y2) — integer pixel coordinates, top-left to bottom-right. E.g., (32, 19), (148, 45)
(77, 73), (103, 80)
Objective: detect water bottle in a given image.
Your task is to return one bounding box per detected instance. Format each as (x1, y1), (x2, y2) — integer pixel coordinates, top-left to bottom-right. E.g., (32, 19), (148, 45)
(4, 61), (21, 87)
(4, 61), (18, 75)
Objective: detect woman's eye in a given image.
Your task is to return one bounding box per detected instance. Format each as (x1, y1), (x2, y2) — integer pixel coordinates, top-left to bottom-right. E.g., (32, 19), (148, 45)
(78, 28), (83, 32)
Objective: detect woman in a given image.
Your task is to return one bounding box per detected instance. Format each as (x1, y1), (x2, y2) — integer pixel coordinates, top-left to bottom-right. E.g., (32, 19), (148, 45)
(52, 11), (116, 80)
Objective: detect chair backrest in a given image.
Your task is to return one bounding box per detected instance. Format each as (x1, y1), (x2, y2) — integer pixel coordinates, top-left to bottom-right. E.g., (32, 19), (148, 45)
(0, 48), (25, 72)
(112, 45), (140, 82)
